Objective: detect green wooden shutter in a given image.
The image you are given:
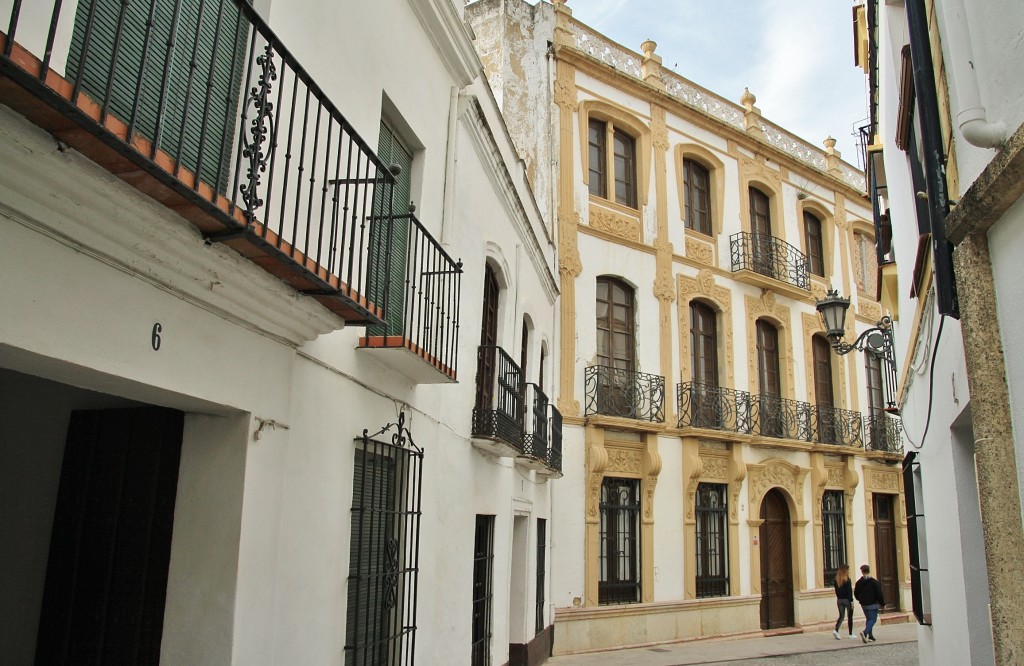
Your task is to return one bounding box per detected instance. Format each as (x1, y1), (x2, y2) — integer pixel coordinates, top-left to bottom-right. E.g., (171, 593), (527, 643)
(368, 121), (411, 334)
(67, 0), (247, 191)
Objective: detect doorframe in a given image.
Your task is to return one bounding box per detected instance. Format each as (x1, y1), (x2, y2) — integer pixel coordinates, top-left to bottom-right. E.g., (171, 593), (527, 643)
(862, 465), (910, 612)
(746, 460), (810, 608)
(757, 488), (795, 629)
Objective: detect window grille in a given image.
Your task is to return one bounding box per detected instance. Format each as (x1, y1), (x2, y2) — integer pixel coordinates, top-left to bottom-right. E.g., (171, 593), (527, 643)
(471, 515), (495, 666)
(696, 483), (729, 597)
(535, 519), (547, 635)
(822, 490), (847, 585)
(599, 477), (641, 604)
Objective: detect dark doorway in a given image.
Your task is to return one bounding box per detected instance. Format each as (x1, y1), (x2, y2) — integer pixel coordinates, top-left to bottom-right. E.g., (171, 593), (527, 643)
(34, 407), (184, 664)
(873, 494), (900, 611)
(759, 488), (794, 629)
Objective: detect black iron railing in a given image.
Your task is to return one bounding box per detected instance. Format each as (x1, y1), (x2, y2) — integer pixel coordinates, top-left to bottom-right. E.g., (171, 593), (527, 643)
(2, 0), (399, 322)
(522, 383), (550, 461)
(730, 232), (810, 290)
(549, 405), (563, 474)
(677, 382), (752, 432)
(472, 345), (523, 450)
(814, 405), (865, 447)
(865, 412), (903, 453)
(585, 365), (665, 422)
(361, 212), (462, 378)
(751, 394), (864, 446)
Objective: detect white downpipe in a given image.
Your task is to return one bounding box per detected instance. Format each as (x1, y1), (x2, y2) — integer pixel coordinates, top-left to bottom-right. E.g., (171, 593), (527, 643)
(942, 0), (1005, 148)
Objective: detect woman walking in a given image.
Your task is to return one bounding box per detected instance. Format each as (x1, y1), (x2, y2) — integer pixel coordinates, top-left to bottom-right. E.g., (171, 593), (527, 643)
(832, 564), (855, 640)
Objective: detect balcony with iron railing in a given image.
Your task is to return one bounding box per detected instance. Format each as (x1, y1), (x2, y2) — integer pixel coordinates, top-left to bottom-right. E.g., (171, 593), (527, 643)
(358, 211), (462, 383)
(471, 348), (561, 474)
(1, 0), (429, 329)
(520, 383), (563, 476)
(730, 232), (810, 298)
(865, 411), (903, 455)
(677, 382), (868, 449)
(585, 365), (665, 423)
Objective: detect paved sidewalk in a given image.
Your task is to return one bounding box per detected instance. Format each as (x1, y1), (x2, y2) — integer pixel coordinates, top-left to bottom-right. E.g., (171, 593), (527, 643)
(547, 622), (918, 665)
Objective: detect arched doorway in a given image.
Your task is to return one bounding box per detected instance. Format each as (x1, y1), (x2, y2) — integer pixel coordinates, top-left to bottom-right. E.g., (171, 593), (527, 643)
(759, 488), (794, 629)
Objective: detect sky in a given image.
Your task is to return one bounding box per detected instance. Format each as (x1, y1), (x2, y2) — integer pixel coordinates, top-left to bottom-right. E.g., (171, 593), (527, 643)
(566, 0), (869, 167)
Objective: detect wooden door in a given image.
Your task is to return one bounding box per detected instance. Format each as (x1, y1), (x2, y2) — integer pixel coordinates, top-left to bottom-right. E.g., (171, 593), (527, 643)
(812, 335), (836, 444)
(35, 407), (184, 664)
(476, 265), (500, 411)
(759, 489), (794, 629)
(749, 187), (774, 277)
(873, 494), (900, 611)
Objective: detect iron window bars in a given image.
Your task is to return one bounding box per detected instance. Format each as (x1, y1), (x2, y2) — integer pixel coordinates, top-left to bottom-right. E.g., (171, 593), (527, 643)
(471, 515), (495, 666)
(585, 365), (666, 423)
(345, 413), (422, 666)
(535, 519), (547, 636)
(730, 231), (811, 290)
(598, 477), (641, 605)
(822, 490), (847, 586)
(695, 483), (729, 598)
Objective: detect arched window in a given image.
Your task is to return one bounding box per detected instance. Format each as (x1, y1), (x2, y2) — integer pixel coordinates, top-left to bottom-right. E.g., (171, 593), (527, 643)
(589, 120), (637, 208)
(804, 211), (825, 277)
(596, 277), (635, 372)
(756, 319), (782, 437)
(690, 302), (718, 386)
(812, 335), (836, 444)
(749, 187), (774, 278)
(683, 159), (712, 235)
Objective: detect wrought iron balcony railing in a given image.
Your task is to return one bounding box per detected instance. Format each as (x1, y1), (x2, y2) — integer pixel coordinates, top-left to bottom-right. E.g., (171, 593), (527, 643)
(730, 232), (810, 290)
(585, 365), (665, 423)
(751, 394), (864, 447)
(522, 383), (550, 460)
(359, 212), (462, 380)
(865, 412), (903, 453)
(549, 405), (563, 474)
(1, 0), (400, 324)
(677, 382), (752, 432)
(472, 345), (523, 450)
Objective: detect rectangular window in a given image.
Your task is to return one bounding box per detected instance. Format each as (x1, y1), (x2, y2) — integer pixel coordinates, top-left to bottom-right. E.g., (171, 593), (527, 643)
(588, 119), (607, 198)
(599, 477), (640, 604)
(535, 519), (547, 635)
(345, 434), (423, 666)
(804, 212), (825, 276)
(613, 129), (637, 208)
(822, 490), (847, 585)
(471, 515), (495, 666)
(684, 159), (712, 235)
(695, 483), (729, 597)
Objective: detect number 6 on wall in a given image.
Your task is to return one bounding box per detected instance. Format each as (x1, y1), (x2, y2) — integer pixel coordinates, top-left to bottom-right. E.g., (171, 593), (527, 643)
(151, 323), (162, 351)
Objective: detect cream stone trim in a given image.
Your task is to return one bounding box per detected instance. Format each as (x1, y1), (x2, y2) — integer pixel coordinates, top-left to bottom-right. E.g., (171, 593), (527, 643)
(684, 235), (716, 266)
(862, 464), (910, 589)
(652, 104), (676, 423)
(587, 199), (641, 242)
(677, 270), (735, 389)
(577, 99), (652, 208)
(747, 459), (810, 594)
(745, 290), (796, 401)
(555, 59), (581, 417)
(795, 198), (837, 286)
(675, 143), (726, 239)
(682, 439), (746, 599)
(584, 427), (662, 606)
(801, 312), (848, 409)
(810, 453), (860, 588)
(738, 156), (786, 243)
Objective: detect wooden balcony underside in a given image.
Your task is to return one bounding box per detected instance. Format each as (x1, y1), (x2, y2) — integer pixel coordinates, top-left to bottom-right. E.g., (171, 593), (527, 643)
(0, 33), (381, 326)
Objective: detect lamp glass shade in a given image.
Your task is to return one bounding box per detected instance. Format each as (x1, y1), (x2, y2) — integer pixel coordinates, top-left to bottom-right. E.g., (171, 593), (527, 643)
(815, 291), (851, 339)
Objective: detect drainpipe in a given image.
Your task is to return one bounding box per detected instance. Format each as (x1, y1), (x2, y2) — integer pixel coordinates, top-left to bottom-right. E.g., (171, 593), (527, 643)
(941, 0), (1005, 148)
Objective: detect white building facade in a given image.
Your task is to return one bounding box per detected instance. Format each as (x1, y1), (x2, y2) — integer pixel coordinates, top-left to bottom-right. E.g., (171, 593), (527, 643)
(0, 1), (562, 665)
(854, 0), (1024, 664)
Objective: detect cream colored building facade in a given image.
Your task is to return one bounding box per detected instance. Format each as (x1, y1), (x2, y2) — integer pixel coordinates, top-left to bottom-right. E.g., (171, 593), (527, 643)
(469, 0), (910, 654)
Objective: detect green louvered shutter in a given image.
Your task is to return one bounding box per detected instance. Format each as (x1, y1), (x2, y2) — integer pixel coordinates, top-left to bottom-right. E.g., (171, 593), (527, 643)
(368, 121), (411, 334)
(67, 0), (247, 191)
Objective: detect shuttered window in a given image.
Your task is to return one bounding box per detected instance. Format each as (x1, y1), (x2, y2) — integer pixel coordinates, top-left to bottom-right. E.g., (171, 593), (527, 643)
(804, 212), (825, 276)
(683, 159), (712, 235)
(67, 0), (246, 190)
(367, 121), (413, 333)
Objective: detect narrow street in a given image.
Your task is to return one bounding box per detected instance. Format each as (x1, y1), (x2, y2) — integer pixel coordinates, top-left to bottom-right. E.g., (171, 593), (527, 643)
(548, 622), (918, 665)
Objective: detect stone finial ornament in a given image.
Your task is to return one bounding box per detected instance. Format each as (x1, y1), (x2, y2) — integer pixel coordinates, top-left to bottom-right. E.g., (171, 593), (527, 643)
(641, 40), (657, 59)
(824, 135), (838, 155)
(741, 87), (757, 112)
(823, 136), (842, 174)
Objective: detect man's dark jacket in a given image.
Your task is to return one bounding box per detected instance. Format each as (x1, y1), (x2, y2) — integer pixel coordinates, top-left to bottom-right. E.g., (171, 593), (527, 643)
(854, 575), (885, 606)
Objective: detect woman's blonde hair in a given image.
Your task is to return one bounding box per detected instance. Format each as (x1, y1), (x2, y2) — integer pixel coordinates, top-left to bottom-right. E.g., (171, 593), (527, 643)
(835, 563), (850, 587)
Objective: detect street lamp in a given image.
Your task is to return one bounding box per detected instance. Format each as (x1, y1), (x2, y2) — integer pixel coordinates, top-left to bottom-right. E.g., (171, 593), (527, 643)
(815, 289), (898, 411)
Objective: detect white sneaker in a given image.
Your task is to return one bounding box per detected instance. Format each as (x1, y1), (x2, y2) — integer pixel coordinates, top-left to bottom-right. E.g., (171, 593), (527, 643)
(833, 630), (841, 640)
(849, 634), (857, 640)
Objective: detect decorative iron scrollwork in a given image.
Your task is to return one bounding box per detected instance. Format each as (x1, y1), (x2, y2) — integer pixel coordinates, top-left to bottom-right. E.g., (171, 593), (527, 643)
(240, 41), (277, 221)
(585, 365), (665, 423)
(730, 231), (810, 290)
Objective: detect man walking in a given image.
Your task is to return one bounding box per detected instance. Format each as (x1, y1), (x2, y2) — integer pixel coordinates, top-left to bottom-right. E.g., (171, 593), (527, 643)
(853, 564), (885, 642)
